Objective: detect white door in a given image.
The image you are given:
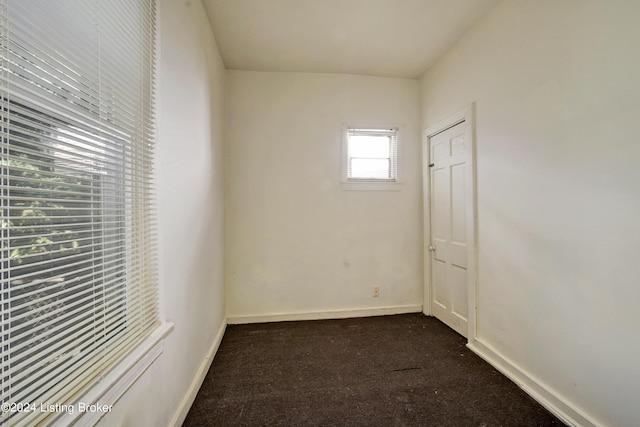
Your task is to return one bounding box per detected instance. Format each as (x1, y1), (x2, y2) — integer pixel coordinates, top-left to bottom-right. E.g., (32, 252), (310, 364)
(429, 121), (469, 337)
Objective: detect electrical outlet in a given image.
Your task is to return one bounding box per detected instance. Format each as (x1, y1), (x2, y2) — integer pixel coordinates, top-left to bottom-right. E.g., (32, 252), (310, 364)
(373, 286), (380, 297)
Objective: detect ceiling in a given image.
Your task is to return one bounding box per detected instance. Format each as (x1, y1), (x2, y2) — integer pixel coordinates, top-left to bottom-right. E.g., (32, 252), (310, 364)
(202, 0), (500, 79)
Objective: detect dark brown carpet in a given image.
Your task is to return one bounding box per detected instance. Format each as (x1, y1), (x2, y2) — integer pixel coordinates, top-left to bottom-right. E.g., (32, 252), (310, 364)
(184, 313), (565, 427)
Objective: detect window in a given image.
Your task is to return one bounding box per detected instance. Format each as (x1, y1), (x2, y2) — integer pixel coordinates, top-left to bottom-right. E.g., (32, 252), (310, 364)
(1, 1), (159, 426)
(342, 126), (401, 191)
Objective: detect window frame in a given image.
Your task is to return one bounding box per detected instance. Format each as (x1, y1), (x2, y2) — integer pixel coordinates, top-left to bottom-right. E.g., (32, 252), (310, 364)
(341, 124), (403, 191)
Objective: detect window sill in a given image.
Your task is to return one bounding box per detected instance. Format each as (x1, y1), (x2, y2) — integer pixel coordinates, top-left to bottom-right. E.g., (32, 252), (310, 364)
(341, 181), (403, 191)
(48, 322), (174, 427)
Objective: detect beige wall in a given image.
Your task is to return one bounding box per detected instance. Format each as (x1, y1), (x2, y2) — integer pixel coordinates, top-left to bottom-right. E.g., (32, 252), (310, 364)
(97, 0), (226, 425)
(225, 71), (423, 320)
(420, 1), (640, 426)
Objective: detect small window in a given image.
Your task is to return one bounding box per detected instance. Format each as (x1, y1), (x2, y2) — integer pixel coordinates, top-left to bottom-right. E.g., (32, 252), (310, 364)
(342, 126), (401, 191)
(346, 127), (398, 181)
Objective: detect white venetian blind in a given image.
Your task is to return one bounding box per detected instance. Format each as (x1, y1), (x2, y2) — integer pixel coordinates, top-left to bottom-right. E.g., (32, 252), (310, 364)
(0, 1), (158, 426)
(347, 127), (398, 181)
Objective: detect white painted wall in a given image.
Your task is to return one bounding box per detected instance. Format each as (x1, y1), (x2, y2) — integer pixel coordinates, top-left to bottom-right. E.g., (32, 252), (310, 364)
(97, 0), (226, 425)
(420, 1), (640, 426)
(225, 71), (422, 321)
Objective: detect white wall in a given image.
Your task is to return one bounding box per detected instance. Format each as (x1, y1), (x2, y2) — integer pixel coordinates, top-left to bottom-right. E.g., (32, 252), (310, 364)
(420, 1), (640, 426)
(226, 71), (422, 321)
(97, 0), (226, 425)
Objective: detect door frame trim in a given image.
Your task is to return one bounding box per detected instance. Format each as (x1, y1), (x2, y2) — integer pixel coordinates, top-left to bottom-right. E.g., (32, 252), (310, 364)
(422, 103), (478, 342)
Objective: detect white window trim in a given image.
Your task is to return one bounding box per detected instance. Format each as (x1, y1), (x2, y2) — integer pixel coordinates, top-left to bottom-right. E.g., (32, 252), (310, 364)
(341, 123), (404, 191)
(47, 322), (173, 427)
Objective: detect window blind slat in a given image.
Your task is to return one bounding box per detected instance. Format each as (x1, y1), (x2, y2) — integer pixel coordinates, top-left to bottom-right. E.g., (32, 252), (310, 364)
(7, 265), (129, 317)
(13, 310), (158, 425)
(9, 298), (145, 387)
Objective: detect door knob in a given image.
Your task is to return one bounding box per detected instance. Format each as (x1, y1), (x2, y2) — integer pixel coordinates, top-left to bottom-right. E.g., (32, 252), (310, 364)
(428, 245), (436, 251)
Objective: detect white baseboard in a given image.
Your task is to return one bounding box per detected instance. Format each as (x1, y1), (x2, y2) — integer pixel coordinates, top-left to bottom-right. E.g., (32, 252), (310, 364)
(227, 305), (423, 325)
(467, 339), (598, 427)
(170, 319), (227, 427)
